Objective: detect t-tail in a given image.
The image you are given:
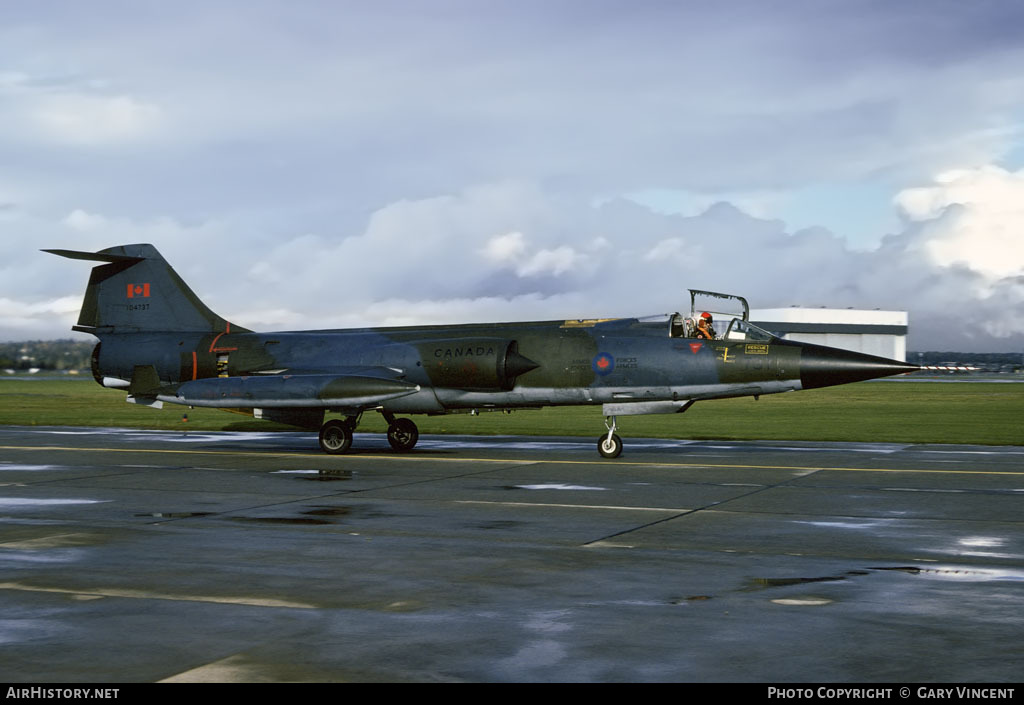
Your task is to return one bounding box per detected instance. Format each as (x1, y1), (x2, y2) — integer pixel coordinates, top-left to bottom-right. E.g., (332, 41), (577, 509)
(44, 244), (247, 335)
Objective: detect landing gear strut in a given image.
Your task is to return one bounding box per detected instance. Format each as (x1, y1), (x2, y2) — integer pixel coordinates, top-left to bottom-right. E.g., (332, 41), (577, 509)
(597, 415), (623, 459)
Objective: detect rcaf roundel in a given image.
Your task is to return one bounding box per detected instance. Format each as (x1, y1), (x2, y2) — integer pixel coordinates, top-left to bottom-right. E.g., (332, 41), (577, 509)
(592, 352), (615, 375)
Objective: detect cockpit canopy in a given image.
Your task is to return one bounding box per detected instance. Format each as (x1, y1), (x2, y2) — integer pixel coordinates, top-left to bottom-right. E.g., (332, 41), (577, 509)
(667, 289), (777, 342)
(721, 317), (776, 341)
(667, 313), (776, 342)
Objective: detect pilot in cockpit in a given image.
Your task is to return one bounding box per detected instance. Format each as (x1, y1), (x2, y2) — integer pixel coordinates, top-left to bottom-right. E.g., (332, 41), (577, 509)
(695, 311), (716, 340)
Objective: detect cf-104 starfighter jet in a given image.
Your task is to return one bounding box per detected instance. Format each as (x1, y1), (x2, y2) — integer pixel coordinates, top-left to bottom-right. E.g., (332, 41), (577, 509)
(47, 244), (917, 457)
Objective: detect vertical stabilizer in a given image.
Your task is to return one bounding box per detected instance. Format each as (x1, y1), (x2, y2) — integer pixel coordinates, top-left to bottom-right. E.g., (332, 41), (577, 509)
(44, 244), (248, 334)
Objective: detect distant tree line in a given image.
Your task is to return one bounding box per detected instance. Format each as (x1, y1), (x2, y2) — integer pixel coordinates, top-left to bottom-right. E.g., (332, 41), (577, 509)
(0, 340), (94, 371)
(909, 351), (1023, 372)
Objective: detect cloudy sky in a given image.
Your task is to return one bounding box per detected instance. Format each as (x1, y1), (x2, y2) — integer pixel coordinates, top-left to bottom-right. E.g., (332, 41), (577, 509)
(2, 1), (1023, 352)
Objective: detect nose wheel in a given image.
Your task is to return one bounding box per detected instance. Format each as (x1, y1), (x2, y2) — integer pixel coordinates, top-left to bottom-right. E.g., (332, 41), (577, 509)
(597, 415), (623, 458)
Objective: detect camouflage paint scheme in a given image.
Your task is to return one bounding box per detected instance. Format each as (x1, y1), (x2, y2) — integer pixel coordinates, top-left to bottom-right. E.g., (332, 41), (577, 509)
(47, 244), (917, 457)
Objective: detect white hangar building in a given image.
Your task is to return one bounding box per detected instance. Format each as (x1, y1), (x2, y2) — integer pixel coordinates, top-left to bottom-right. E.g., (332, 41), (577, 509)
(750, 307), (909, 362)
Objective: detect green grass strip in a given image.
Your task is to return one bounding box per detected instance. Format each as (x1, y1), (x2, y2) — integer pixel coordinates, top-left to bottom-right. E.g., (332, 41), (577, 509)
(1, 378), (1021, 445)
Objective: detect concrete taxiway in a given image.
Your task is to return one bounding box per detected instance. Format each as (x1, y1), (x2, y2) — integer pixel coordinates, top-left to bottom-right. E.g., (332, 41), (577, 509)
(1, 425), (1022, 682)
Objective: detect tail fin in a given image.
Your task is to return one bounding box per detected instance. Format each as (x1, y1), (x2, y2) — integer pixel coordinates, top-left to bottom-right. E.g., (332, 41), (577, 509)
(45, 243), (248, 334)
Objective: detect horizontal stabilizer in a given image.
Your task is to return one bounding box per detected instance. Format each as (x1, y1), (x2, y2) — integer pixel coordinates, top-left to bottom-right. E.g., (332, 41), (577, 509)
(43, 248), (144, 264)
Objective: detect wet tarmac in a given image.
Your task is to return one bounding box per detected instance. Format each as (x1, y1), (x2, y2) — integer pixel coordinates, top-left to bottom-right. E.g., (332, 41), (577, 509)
(0, 425), (1022, 682)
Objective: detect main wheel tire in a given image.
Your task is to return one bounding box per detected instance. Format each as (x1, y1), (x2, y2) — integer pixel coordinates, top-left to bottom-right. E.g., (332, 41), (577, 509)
(319, 419), (353, 454)
(597, 433), (623, 459)
(387, 418), (419, 452)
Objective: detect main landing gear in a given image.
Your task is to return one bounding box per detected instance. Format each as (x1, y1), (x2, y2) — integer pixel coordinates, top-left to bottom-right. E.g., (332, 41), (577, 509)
(317, 411), (420, 454)
(598, 415), (623, 459)
(385, 415), (419, 452)
(319, 418), (354, 454)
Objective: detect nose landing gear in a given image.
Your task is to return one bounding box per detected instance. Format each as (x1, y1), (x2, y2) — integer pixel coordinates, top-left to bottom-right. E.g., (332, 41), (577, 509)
(598, 415), (623, 459)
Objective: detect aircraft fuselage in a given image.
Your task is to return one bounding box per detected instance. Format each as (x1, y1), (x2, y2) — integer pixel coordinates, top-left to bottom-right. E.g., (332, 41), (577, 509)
(92, 317), (811, 416)
(51, 243), (917, 457)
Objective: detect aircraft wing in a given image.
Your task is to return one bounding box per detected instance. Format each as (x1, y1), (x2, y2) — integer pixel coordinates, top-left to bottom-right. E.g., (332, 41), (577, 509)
(162, 370), (421, 409)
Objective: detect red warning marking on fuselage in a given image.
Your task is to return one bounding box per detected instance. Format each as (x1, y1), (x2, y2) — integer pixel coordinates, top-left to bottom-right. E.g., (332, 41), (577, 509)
(689, 342), (703, 354)
(208, 332), (225, 353)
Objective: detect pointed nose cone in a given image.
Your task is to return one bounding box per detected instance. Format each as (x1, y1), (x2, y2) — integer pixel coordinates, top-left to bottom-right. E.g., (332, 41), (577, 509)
(798, 343), (918, 390)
